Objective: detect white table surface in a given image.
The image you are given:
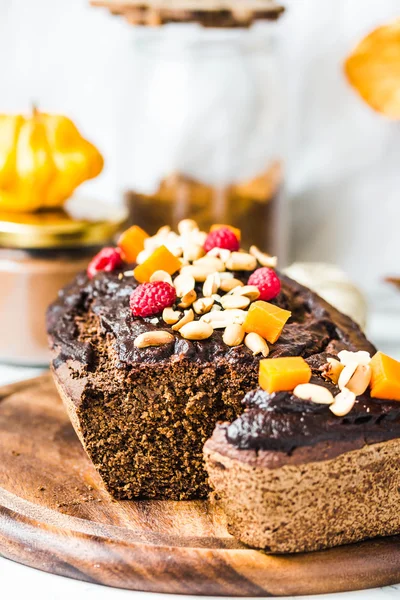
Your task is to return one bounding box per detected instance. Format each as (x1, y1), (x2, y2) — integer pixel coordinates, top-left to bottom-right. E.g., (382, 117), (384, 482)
(1, 286), (400, 600)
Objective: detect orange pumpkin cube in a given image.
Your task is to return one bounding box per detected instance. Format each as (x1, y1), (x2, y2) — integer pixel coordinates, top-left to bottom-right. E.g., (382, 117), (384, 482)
(210, 223), (241, 242)
(259, 357), (311, 394)
(370, 351), (400, 401)
(133, 245), (181, 283)
(118, 225), (149, 263)
(244, 300), (291, 344)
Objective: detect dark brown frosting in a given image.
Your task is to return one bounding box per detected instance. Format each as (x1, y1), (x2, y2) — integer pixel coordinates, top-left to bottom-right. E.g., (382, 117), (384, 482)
(47, 264), (400, 459)
(225, 381), (400, 456)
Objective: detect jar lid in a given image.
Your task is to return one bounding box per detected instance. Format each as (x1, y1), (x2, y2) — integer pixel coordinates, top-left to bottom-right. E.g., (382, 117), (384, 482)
(0, 198), (128, 250)
(91, 0), (284, 28)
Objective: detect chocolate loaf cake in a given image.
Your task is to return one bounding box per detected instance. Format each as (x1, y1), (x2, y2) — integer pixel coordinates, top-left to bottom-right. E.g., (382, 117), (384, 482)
(48, 266), (326, 500)
(47, 220), (400, 531)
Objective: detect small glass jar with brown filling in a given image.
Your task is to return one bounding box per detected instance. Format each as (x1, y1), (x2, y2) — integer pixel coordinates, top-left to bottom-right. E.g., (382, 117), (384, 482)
(119, 20), (286, 259)
(0, 200), (127, 366)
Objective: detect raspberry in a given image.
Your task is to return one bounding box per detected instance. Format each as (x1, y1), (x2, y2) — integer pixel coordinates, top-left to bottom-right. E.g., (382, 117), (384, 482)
(248, 267), (281, 301)
(204, 227), (240, 253)
(130, 281), (177, 317)
(87, 247), (122, 279)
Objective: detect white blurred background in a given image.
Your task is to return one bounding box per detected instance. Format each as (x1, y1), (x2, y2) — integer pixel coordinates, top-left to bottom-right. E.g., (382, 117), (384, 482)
(0, 0), (399, 295)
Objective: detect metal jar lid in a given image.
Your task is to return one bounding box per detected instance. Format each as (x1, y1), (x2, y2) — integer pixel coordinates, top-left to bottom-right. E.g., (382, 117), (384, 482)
(0, 198), (128, 250)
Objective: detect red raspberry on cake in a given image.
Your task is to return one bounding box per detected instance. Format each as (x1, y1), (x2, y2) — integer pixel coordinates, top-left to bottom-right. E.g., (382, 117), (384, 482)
(87, 247), (122, 279)
(204, 227), (240, 253)
(248, 267), (281, 301)
(130, 281), (177, 317)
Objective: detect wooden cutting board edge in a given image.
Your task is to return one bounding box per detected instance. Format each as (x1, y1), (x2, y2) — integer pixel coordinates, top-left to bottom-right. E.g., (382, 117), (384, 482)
(0, 373), (400, 596)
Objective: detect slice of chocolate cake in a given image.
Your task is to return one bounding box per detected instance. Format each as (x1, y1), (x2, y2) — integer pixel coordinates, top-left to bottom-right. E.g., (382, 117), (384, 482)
(47, 220), (384, 504)
(204, 348), (400, 553)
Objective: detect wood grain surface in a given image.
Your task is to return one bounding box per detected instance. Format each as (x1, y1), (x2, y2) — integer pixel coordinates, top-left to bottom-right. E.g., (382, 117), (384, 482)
(1, 373), (400, 596)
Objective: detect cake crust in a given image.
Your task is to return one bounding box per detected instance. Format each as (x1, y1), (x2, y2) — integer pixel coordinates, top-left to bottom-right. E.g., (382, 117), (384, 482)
(204, 426), (400, 553)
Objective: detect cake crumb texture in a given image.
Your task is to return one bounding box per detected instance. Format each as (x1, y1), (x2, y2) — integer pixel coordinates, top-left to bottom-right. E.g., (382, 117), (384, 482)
(205, 434), (400, 553)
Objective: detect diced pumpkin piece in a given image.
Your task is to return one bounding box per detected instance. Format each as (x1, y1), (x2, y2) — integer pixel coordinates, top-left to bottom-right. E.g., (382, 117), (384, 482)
(210, 223), (241, 241)
(370, 351), (400, 400)
(118, 225), (149, 263)
(244, 300), (291, 344)
(133, 245), (181, 283)
(259, 357), (311, 394)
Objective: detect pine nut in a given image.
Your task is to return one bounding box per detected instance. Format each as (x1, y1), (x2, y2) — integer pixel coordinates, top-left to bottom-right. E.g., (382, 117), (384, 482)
(180, 265), (217, 282)
(150, 270), (173, 285)
(203, 273), (221, 297)
(177, 219), (198, 235)
(321, 358), (344, 385)
(172, 308), (194, 331)
(193, 256), (225, 272)
(329, 388), (356, 417)
(244, 332), (269, 357)
(134, 331), (174, 348)
(220, 295), (250, 310)
(338, 363), (358, 390)
(294, 383), (334, 405)
(233, 285), (260, 301)
(162, 307), (181, 325)
(174, 273), (195, 297)
(183, 244), (205, 262)
(249, 245), (278, 268)
(226, 252), (257, 271)
(179, 321), (213, 340)
(223, 324), (245, 347)
(177, 289), (197, 308)
(346, 364), (372, 396)
(219, 278), (244, 292)
(338, 350), (371, 367)
(193, 297), (214, 315)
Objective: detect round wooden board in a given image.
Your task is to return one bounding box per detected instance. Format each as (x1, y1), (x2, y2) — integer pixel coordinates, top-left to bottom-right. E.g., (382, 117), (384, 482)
(1, 373), (400, 596)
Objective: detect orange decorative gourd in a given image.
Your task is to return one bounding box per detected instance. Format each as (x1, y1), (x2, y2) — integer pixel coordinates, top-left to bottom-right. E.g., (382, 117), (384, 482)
(118, 225), (149, 263)
(259, 357), (311, 394)
(370, 351), (400, 400)
(0, 108), (103, 212)
(244, 300), (291, 344)
(134, 245), (181, 283)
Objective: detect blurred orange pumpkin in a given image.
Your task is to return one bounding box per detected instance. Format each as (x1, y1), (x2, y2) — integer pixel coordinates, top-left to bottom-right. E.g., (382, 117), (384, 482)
(345, 19), (400, 119)
(0, 108), (104, 212)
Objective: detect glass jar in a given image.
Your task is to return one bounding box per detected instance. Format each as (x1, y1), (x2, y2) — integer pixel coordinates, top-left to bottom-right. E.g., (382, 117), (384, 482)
(0, 200), (127, 366)
(118, 21), (286, 259)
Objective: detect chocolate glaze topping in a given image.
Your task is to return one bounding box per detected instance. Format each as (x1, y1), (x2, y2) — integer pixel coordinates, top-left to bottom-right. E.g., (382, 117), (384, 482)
(226, 381), (400, 454)
(47, 265), (399, 456)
